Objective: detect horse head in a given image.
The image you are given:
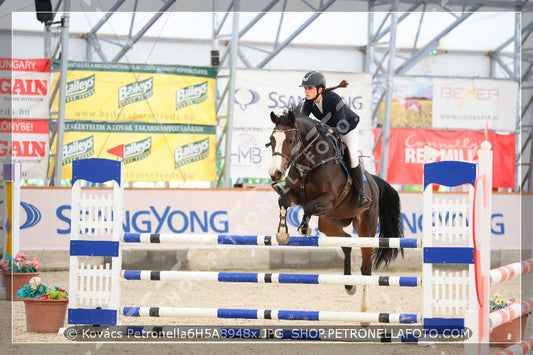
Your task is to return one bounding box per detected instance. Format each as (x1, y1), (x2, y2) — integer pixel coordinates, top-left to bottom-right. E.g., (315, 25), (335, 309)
(268, 110), (302, 182)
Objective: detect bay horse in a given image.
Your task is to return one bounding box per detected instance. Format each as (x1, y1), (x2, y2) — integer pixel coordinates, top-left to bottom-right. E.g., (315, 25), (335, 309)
(268, 109), (404, 313)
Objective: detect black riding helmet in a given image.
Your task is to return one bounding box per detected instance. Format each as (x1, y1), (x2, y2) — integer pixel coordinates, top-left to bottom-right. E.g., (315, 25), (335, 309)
(299, 71), (326, 88)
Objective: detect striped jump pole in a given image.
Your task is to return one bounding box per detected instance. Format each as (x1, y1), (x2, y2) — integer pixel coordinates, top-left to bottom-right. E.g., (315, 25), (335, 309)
(122, 233), (421, 249)
(490, 259), (533, 284)
(493, 336), (533, 355)
(122, 306), (419, 324)
(122, 270), (421, 287)
(489, 298), (533, 330)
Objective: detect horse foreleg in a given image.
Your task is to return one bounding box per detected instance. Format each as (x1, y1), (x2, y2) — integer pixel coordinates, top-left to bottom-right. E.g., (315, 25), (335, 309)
(276, 192), (291, 244)
(297, 214), (312, 236)
(298, 197), (333, 237)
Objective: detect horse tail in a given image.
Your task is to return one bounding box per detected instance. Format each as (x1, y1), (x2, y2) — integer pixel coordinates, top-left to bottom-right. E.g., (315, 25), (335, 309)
(371, 174), (404, 270)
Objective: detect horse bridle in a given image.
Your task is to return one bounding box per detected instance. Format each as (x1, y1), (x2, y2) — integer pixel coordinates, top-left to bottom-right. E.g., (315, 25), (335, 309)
(267, 126), (323, 164)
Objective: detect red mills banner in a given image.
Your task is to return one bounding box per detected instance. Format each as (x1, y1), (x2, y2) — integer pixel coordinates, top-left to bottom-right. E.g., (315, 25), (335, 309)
(374, 128), (515, 189)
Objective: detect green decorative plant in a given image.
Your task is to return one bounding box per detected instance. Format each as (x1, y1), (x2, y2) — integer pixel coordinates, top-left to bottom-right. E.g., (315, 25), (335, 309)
(17, 277), (68, 300)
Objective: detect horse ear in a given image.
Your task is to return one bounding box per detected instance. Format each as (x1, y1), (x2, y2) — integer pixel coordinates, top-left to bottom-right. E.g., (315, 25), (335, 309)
(287, 111), (296, 127)
(270, 111), (279, 124)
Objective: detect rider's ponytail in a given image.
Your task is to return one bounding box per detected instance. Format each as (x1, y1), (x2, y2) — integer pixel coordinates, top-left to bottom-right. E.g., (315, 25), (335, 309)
(325, 80), (349, 93)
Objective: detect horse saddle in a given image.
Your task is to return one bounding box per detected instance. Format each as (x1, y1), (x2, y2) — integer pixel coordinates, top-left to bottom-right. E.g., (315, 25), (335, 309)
(315, 123), (349, 171)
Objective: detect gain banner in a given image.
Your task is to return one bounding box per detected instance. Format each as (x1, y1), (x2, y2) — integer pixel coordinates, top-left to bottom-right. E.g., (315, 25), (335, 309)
(52, 122), (216, 182)
(0, 58), (50, 119)
(51, 61), (217, 125)
(0, 119), (49, 179)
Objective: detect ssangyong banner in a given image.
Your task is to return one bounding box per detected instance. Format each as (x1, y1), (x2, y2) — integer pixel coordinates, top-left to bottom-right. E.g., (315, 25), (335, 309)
(0, 58), (50, 119)
(374, 128), (516, 188)
(53, 121), (216, 182)
(0, 119), (49, 179)
(231, 70), (374, 178)
(51, 61), (217, 125)
(8, 188), (525, 251)
(432, 77), (518, 132)
(233, 70), (373, 130)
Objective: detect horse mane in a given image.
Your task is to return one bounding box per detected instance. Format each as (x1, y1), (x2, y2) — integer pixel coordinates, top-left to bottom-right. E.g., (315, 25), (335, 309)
(278, 104), (316, 128)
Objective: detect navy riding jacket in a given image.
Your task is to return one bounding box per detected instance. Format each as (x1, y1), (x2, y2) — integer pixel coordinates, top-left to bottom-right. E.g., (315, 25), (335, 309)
(300, 91), (360, 135)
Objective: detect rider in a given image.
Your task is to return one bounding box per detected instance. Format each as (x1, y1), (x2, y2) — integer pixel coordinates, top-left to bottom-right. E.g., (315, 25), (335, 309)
(298, 70), (370, 209)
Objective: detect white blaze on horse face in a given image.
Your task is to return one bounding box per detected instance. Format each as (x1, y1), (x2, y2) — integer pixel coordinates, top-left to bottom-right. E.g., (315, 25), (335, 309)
(269, 130), (287, 180)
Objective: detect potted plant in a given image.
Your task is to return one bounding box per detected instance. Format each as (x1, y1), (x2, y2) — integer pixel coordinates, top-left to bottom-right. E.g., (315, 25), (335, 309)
(1, 251), (40, 301)
(489, 293), (527, 347)
(17, 276), (68, 333)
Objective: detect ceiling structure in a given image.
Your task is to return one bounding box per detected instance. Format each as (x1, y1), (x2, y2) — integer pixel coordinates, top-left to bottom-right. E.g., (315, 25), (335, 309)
(2, 0), (532, 190)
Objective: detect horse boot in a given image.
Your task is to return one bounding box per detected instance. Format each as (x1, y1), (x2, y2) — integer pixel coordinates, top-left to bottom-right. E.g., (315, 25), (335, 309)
(350, 165), (371, 209)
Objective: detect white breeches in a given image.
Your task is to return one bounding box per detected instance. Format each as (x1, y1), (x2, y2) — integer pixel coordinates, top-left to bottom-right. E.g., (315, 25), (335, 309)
(341, 128), (360, 168)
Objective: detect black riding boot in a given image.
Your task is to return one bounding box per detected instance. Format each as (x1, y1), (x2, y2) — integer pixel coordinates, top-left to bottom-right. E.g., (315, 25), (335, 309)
(350, 165), (371, 208)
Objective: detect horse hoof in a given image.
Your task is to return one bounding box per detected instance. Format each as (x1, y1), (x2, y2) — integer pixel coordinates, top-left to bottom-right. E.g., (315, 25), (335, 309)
(297, 225), (311, 236)
(360, 322), (370, 328)
(345, 285), (356, 295)
(276, 232), (290, 244)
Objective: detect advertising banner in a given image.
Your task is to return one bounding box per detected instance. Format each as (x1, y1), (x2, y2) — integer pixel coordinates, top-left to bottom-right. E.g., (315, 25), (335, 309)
(53, 121), (217, 182)
(230, 70), (374, 178)
(0, 58), (50, 119)
(51, 61), (217, 125)
(230, 127), (272, 179)
(0, 119), (49, 179)
(233, 70), (373, 130)
(375, 76), (518, 132)
(374, 128), (516, 188)
(432, 77), (518, 132)
(9, 188), (524, 251)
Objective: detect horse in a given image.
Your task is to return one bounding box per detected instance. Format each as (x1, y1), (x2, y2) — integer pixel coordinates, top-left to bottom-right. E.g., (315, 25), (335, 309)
(267, 109), (404, 314)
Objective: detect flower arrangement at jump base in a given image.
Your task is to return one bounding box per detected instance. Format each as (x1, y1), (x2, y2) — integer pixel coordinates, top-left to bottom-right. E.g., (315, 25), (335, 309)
(18, 277), (69, 333)
(489, 293), (526, 347)
(1, 251), (40, 273)
(489, 293), (515, 311)
(17, 276), (68, 300)
(1, 251), (41, 300)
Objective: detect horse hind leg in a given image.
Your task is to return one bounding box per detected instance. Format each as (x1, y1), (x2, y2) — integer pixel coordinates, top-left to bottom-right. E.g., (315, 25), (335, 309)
(342, 232), (356, 295)
(360, 247), (373, 316)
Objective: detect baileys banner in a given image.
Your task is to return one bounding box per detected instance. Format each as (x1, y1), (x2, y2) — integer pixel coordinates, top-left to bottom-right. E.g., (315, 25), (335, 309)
(51, 61), (217, 182)
(51, 61), (217, 125)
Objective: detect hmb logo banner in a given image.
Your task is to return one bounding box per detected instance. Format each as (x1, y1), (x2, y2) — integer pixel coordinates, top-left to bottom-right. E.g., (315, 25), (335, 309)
(174, 138), (209, 168)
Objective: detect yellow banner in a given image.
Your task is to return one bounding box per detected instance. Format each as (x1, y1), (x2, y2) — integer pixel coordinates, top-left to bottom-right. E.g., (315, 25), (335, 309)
(51, 122), (216, 182)
(52, 61), (217, 125)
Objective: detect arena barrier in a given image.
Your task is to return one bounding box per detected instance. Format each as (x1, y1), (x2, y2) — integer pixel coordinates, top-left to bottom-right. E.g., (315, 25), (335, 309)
(65, 142), (531, 349)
